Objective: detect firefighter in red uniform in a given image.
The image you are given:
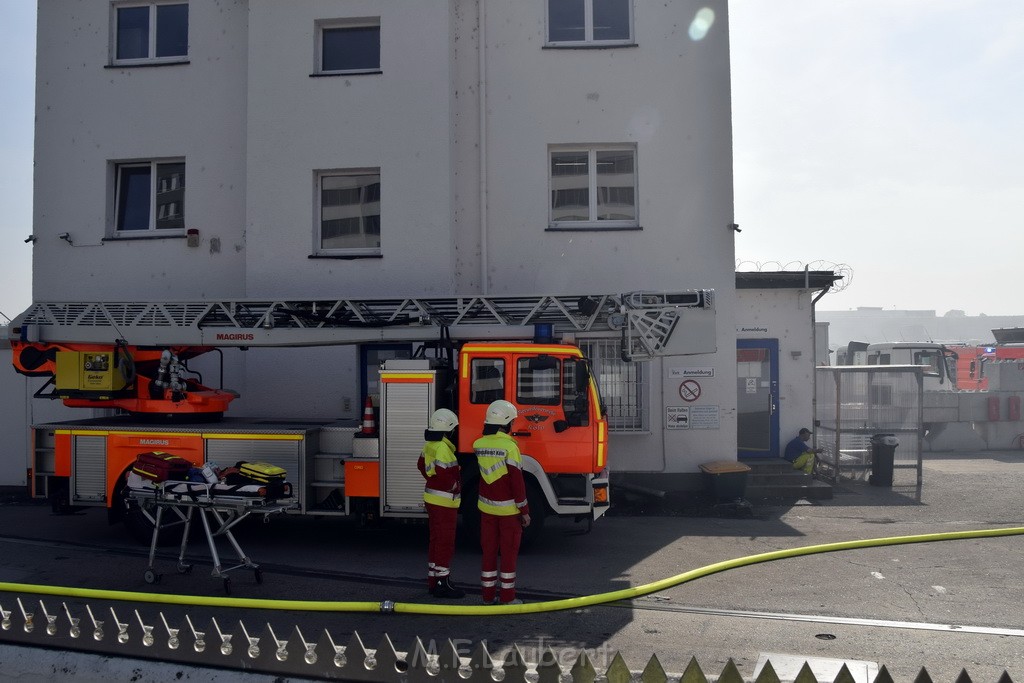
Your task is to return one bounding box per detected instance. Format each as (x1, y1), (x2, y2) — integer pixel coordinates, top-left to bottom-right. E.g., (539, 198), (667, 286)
(474, 399), (531, 605)
(417, 408), (465, 599)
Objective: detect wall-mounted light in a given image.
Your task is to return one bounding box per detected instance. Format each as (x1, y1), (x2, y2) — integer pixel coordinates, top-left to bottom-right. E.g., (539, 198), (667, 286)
(58, 232), (74, 245)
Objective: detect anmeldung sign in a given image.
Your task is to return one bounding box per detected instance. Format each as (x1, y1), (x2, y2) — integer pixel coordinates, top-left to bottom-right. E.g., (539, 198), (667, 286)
(669, 367), (714, 378)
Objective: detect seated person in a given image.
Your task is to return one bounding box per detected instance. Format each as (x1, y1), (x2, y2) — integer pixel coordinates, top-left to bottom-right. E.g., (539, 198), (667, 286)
(784, 427), (819, 474)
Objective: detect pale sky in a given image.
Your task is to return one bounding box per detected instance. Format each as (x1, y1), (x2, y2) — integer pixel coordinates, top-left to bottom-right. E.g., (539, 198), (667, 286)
(1, 1), (1021, 322)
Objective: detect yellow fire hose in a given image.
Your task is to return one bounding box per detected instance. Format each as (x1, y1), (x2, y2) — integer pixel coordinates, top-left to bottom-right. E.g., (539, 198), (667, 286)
(1, 526), (1022, 615)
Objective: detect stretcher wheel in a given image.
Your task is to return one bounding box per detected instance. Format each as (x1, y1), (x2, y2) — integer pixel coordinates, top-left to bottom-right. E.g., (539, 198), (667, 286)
(144, 569), (160, 585)
(223, 578), (232, 595)
(254, 568), (263, 585)
(177, 563), (193, 574)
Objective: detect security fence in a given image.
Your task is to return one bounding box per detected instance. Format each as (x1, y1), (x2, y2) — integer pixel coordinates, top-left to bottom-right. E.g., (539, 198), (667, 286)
(0, 595), (1015, 683)
(814, 366), (924, 489)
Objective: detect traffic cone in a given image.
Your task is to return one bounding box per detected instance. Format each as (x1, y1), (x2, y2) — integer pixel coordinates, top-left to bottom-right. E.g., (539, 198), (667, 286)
(359, 397), (377, 436)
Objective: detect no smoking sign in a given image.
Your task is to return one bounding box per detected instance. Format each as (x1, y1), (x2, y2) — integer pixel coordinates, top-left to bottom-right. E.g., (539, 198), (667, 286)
(678, 379), (701, 402)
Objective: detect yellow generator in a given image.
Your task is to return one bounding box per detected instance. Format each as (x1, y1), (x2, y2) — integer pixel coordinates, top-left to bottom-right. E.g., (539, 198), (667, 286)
(55, 351), (130, 397)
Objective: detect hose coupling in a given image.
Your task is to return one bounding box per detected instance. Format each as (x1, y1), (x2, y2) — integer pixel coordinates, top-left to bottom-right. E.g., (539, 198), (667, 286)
(379, 600), (396, 614)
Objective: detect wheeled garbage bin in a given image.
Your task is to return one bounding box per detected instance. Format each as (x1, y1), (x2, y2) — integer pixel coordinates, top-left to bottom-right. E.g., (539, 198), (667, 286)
(869, 433), (898, 487)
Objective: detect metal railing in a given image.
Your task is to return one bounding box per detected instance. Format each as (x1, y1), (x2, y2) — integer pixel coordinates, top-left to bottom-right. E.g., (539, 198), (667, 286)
(814, 366), (924, 489)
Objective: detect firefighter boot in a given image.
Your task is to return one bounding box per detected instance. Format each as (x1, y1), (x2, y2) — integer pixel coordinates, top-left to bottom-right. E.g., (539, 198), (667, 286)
(432, 576), (466, 599)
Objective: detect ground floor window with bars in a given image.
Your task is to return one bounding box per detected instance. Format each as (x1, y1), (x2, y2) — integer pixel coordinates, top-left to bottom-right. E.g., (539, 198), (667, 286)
(579, 338), (648, 432)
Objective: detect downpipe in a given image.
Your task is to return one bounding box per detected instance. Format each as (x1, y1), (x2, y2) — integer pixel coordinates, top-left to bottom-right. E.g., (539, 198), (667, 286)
(1, 526), (1022, 615)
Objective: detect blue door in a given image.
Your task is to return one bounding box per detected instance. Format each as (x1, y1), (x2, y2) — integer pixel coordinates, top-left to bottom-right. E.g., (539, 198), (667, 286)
(737, 339), (780, 458)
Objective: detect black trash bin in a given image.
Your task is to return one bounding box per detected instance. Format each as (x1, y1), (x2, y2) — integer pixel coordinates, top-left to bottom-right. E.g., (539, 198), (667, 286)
(698, 460), (751, 501)
(869, 433), (898, 486)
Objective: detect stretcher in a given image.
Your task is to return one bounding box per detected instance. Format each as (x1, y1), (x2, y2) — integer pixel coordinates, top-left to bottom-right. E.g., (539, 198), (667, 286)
(127, 474), (297, 594)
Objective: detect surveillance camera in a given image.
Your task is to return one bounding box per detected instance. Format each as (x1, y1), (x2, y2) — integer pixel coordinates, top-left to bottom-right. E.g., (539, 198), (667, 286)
(24, 235), (36, 243)
(58, 232), (70, 239)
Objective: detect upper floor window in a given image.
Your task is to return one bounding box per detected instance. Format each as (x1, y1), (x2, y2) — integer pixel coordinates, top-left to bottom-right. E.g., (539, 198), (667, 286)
(547, 0), (632, 46)
(317, 169), (381, 255)
(316, 19), (381, 74)
(549, 145), (638, 229)
(112, 2), (189, 64)
(114, 160), (186, 233)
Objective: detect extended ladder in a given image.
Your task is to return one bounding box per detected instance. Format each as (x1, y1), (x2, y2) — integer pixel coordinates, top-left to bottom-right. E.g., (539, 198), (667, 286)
(9, 290), (715, 360)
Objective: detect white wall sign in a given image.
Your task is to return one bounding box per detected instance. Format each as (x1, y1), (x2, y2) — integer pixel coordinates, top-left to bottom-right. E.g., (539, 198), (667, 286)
(746, 378), (757, 394)
(666, 406), (690, 430)
(737, 326), (769, 334)
(669, 367), (714, 378)
(691, 405), (720, 429)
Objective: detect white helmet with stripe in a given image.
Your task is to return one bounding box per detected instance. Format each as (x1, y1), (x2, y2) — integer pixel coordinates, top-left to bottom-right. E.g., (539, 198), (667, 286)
(484, 400), (518, 427)
(428, 408), (459, 432)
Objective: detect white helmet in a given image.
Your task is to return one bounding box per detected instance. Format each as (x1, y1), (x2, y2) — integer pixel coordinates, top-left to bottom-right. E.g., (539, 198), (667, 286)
(428, 408), (459, 432)
(484, 400), (518, 427)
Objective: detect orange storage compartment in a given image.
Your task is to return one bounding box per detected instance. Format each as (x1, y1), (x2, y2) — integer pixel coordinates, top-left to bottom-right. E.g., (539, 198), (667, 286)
(345, 460), (380, 498)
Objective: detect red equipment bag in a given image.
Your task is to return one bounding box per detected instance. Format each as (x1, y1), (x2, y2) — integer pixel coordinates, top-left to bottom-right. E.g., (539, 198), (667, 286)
(131, 451), (192, 483)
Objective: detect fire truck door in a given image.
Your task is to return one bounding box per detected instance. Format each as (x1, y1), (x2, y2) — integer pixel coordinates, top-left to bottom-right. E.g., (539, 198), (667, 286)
(512, 355), (594, 474)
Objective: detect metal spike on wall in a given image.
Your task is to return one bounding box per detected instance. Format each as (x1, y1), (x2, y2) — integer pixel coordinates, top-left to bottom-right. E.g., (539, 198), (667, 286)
(0, 599), (1016, 683)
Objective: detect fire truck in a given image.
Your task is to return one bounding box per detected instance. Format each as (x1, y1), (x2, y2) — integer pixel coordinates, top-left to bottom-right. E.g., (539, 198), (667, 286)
(8, 291), (715, 543)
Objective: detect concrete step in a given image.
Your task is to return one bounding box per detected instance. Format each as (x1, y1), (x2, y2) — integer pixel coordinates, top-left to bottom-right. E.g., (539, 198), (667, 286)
(739, 458), (834, 501)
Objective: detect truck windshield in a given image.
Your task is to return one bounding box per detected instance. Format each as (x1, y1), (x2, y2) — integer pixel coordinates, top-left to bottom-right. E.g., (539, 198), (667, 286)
(514, 356), (593, 426)
(912, 351), (942, 377)
(516, 356), (560, 406)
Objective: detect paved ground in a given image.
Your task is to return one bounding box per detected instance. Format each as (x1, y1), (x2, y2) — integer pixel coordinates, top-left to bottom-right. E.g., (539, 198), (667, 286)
(0, 450), (1022, 682)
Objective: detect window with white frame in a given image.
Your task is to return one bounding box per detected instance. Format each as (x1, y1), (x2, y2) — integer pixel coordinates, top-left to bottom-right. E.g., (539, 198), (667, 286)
(317, 170), (381, 254)
(550, 146), (637, 229)
(114, 160), (185, 233)
(578, 338), (648, 431)
(547, 0), (632, 46)
(316, 19), (381, 74)
(112, 2), (188, 64)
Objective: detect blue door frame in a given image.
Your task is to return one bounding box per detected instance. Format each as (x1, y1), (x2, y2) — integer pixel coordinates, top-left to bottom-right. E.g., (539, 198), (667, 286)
(737, 339), (780, 458)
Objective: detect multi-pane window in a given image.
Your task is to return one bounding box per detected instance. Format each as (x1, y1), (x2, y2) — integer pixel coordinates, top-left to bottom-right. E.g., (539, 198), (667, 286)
(550, 146), (638, 228)
(547, 0), (632, 45)
(317, 170), (381, 254)
(579, 339), (647, 431)
(113, 2), (188, 63)
(114, 160), (185, 233)
(317, 20), (381, 74)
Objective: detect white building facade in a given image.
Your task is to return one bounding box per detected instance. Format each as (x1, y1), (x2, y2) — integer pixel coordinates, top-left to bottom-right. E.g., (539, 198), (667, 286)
(27, 0), (737, 484)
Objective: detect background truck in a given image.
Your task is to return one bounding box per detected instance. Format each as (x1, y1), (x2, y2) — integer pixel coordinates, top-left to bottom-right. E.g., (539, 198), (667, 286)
(8, 291), (715, 543)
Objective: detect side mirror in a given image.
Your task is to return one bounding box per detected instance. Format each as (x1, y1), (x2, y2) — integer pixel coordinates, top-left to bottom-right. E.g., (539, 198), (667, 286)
(553, 420), (569, 433)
